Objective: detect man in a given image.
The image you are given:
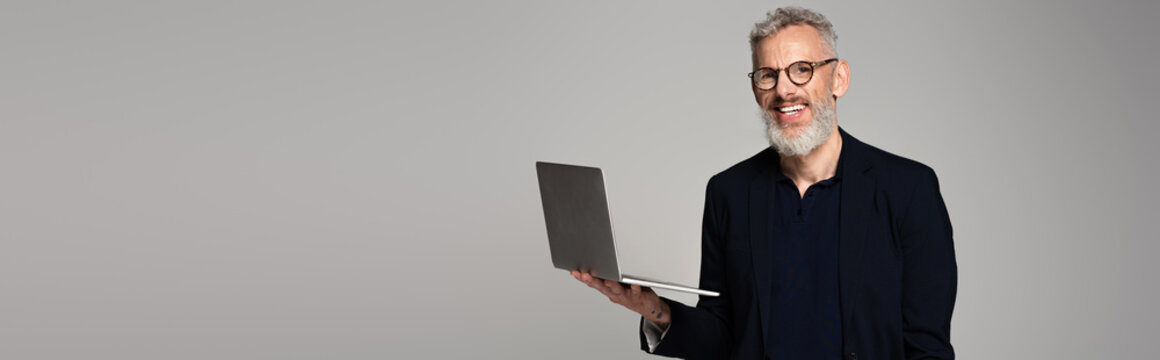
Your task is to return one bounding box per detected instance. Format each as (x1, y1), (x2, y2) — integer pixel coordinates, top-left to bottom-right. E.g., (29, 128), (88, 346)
(572, 7), (957, 360)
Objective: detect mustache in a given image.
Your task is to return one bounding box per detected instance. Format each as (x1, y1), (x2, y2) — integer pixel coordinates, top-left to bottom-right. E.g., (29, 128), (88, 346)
(772, 96), (809, 107)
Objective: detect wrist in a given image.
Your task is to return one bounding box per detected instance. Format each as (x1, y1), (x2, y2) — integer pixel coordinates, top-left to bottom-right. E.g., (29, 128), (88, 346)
(645, 300), (672, 328)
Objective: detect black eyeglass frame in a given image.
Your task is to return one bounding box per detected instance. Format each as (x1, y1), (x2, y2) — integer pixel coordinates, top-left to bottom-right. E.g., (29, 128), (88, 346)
(748, 58), (839, 90)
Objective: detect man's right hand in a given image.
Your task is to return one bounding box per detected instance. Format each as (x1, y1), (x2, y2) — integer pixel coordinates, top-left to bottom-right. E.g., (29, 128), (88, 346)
(571, 270), (671, 329)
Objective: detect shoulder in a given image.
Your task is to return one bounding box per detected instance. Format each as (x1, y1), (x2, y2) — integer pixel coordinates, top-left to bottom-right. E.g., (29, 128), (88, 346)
(843, 131), (947, 225)
(706, 147), (775, 194)
(844, 130), (939, 187)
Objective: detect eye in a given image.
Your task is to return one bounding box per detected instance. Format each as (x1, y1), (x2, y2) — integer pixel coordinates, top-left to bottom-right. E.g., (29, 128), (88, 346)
(761, 71), (777, 79)
(791, 63), (812, 74)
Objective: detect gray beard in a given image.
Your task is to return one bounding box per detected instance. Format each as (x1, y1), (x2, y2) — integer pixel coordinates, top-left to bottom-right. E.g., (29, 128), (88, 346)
(762, 97), (836, 157)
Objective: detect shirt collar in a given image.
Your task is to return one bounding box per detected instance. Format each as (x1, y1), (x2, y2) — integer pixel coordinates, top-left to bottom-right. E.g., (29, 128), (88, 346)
(770, 147), (845, 185)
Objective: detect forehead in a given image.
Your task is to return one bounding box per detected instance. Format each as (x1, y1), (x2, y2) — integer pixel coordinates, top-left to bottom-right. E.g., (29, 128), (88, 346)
(753, 24), (828, 66)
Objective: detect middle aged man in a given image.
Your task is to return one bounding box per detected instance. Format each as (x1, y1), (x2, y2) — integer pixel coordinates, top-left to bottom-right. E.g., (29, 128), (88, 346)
(572, 7), (957, 360)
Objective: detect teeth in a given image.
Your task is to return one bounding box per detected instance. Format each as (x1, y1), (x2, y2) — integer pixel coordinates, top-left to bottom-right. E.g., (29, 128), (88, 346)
(779, 104), (805, 113)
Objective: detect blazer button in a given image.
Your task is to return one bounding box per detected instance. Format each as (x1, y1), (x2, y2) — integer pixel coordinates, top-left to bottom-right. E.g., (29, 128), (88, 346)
(848, 353), (858, 360)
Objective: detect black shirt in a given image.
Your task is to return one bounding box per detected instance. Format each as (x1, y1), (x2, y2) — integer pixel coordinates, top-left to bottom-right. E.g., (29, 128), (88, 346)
(765, 163), (843, 359)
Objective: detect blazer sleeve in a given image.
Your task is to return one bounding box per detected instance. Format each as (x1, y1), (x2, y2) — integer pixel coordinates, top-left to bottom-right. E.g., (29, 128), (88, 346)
(899, 168), (958, 359)
(639, 178), (733, 359)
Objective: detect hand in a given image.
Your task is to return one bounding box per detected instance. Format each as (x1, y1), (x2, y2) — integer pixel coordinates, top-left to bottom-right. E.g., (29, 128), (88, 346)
(571, 270), (671, 329)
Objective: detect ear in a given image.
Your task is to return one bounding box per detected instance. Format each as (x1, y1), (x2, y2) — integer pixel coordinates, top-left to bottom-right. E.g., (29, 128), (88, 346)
(831, 59), (850, 98)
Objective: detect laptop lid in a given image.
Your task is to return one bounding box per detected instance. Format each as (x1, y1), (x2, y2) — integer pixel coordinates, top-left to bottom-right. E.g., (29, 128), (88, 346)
(535, 161), (622, 281)
(535, 161), (720, 297)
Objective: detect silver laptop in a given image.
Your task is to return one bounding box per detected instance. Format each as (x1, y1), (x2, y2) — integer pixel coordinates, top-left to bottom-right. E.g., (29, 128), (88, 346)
(535, 161), (719, 297)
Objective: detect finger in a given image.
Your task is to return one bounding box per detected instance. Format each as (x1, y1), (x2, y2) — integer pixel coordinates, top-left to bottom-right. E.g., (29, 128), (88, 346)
(582, 275), (611, 292)
(577, 274), (595, 287)
(630, 284), (642, 295)
(602, 282), (628, 300)
(604, 279), (625, 295)
(585, 274), (610, 290)
(579, 272), (595, 286)
(593, 283), (619, 301)
(583, 277), (605, 291)
(581, 272), (596, 283)
(579, 274), (623, 301)
(574, 272), (593, 285)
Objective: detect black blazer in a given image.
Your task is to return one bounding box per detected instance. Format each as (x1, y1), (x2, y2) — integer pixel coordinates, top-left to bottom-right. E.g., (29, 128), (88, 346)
(642, 128), (957, 360)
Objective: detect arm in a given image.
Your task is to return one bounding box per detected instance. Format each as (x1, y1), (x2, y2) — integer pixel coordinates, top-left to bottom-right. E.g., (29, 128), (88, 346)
(899, 168), (958, 359)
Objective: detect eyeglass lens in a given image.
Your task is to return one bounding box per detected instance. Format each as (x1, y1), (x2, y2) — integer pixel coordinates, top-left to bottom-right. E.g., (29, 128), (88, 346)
(752, 61), (816, 90)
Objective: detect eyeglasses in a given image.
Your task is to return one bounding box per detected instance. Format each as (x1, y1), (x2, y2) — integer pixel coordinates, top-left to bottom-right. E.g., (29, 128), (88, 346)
(748, 58), (838, 90)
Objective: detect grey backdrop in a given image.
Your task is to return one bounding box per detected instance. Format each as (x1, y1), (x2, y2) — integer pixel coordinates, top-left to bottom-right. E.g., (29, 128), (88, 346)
(2, 1), (1157, 359)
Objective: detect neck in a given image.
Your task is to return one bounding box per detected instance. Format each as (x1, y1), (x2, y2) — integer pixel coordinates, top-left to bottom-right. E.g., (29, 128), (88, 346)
(779, 125), (842, 189)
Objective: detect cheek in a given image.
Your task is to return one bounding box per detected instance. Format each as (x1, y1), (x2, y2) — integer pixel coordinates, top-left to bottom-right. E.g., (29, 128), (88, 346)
(808, 87), (832, 104)
(754, 91), (774, 107)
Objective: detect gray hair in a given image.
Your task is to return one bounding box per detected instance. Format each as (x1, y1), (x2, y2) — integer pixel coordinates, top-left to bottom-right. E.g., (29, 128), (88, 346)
(749, 7), (838, 59)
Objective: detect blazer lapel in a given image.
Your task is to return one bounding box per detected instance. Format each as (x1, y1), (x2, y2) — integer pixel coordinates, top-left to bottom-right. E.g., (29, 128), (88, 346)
(837, 128), (876, 332)
(748, 154), (776, 349)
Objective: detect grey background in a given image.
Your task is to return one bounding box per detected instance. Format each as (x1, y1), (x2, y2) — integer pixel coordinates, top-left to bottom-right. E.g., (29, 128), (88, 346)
(2, 0), (1157, 359)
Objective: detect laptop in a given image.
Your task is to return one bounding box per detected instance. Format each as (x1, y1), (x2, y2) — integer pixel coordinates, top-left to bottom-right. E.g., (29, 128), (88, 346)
(535, 161), (719, 297)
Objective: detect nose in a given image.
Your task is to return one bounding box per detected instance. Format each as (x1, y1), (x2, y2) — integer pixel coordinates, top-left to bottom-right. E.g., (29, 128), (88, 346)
(773, 69), (798, 100)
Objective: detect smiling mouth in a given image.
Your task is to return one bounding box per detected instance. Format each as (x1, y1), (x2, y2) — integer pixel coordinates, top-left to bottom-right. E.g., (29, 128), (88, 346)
(776, 104), (806, 115)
